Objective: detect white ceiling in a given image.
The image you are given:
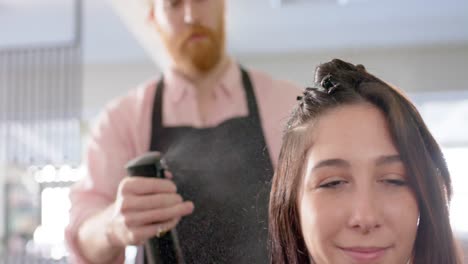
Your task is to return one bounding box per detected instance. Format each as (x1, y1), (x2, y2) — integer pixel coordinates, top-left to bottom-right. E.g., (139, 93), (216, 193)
(0, 0), (467, 63)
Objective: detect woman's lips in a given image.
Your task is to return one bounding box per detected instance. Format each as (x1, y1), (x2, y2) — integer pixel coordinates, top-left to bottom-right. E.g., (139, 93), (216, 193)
(340, 246), (390, 261)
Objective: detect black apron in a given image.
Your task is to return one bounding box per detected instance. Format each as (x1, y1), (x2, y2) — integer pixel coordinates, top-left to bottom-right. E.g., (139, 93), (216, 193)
(146, 68), (273, 263)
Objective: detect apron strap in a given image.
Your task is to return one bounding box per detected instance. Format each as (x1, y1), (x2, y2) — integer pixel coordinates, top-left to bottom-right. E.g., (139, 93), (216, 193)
(150, 77), (165, 151)
(240, 67), (261, 125)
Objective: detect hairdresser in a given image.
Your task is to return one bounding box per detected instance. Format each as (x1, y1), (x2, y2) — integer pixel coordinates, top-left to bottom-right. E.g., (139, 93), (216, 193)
(65, 0), (300, 263)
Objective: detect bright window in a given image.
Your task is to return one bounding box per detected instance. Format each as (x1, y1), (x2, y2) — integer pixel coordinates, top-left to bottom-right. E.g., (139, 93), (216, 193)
(444, 147), (468, 233)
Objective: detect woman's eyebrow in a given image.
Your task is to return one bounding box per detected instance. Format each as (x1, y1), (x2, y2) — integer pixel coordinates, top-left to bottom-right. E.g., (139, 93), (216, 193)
(375, 155), (402, 166)
(312, 159), (350, 171)
(311, 155), (402, 171)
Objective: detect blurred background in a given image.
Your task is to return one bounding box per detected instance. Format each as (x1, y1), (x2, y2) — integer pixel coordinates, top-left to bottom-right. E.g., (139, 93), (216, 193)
(0, 0), (467, 262)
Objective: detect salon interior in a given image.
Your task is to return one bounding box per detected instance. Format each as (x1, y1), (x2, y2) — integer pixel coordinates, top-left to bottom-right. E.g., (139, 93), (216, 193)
(0, 0), (467, 263)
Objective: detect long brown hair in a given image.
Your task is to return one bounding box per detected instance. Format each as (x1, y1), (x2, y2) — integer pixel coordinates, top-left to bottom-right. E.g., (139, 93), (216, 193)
(268, 59), (462, 264)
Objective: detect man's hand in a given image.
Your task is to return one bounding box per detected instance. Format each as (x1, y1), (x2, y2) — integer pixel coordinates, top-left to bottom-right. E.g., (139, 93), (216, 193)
(107, 175), (194, 246)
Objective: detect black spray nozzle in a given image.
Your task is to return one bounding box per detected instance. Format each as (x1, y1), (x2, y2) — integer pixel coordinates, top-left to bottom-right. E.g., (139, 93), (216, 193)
(125, 151), (167, 178)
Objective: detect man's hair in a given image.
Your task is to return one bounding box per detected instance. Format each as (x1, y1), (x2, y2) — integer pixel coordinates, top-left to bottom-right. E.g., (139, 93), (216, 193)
(268, 59), (463, 264)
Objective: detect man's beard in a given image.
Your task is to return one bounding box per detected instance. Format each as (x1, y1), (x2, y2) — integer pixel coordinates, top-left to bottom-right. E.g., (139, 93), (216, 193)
(159, 18), (225, 75)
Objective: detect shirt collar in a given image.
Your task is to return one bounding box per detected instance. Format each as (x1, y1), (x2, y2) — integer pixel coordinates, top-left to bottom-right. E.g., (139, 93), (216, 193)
(218, 59), (241, 98)
(164, 68), (191, 103)
(163, 58), (241, 103)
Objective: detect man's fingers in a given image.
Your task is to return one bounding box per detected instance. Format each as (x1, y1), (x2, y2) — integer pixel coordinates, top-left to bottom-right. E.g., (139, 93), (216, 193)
(123, 201), (194, 226)
(120, 177), (177, 195)
(120, 193), (185, 211)
(126, 218), (180, 245)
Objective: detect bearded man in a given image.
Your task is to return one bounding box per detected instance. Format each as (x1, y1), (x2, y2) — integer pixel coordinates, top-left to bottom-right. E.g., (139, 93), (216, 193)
(65, 0), (300, 263)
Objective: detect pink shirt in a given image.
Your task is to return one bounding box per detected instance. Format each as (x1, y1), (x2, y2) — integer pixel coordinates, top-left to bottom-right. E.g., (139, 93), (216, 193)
(65, 61), (301, 263)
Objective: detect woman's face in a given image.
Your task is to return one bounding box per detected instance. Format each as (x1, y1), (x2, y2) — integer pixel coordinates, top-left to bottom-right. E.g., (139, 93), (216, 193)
(298, 103), (419, 264)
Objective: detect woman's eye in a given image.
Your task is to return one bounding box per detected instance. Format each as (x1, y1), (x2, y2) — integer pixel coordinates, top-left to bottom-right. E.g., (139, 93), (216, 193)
(383, 179), (407, 186)
(318, 180), (347, 189)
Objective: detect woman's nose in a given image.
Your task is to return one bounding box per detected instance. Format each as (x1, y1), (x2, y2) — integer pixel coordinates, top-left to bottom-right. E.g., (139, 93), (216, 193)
(347, 189), (382, 234)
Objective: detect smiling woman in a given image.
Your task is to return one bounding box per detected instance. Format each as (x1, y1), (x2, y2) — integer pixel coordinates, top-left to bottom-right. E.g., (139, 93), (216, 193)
(268, 59), (463, 264)
(298, 104), (419, 264)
